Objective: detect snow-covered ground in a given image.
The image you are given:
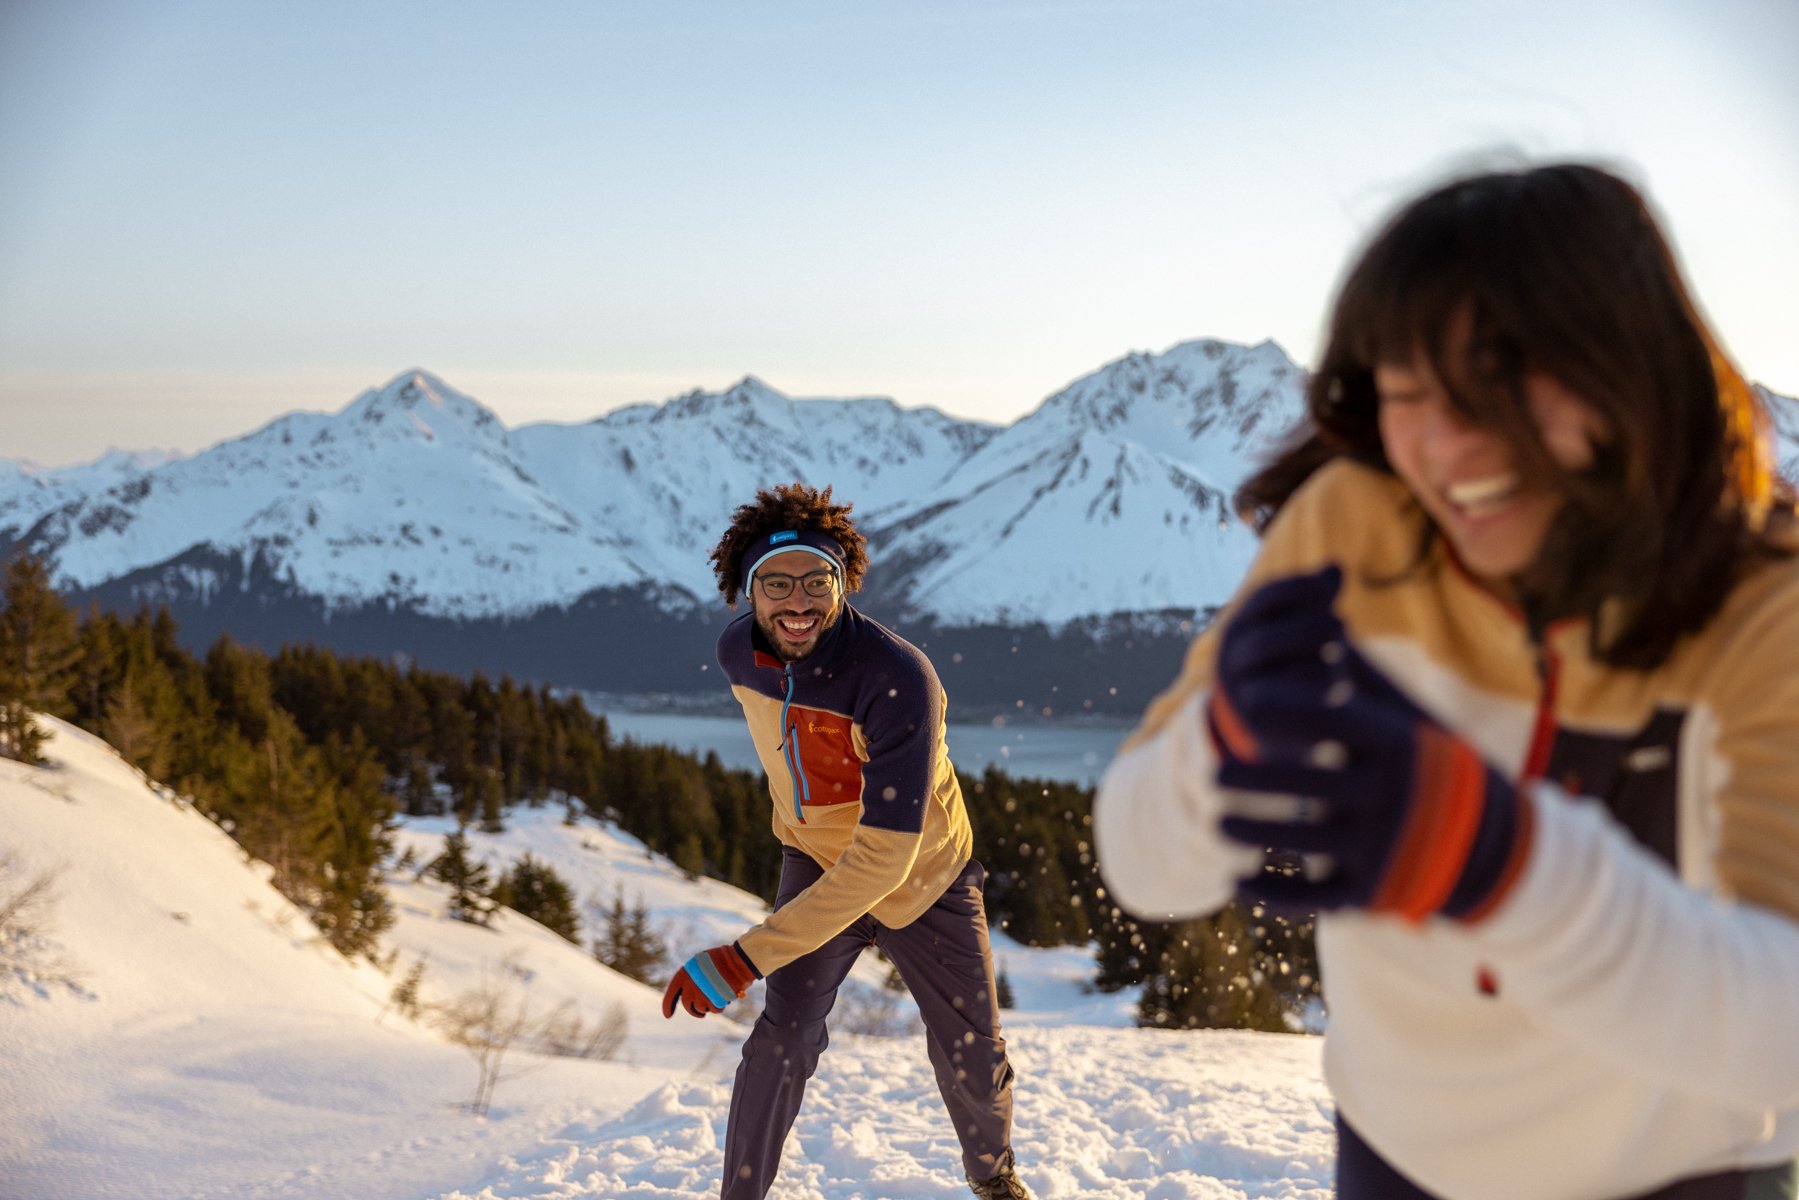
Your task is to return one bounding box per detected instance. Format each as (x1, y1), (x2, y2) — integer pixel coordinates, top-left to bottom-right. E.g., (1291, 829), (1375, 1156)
(2, 717), (1332, 1199)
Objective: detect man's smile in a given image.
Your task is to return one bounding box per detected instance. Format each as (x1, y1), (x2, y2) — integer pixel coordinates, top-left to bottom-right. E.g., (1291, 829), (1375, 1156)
(774, 615), (819, 641)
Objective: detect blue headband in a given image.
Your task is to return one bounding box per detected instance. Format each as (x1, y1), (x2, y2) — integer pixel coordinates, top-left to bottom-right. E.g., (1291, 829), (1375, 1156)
(739, 529), (846, 591)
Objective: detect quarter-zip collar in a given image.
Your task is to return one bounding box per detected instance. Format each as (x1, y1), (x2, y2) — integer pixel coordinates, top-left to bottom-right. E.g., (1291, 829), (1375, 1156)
(749, 605), (855, 826)
(1436, 536), (1569, 996)
(748, 602), (854, 674)
(1434, 539), (1586, 787)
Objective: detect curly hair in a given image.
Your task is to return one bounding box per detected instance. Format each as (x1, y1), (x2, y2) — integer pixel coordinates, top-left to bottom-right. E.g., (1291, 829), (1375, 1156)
(709, 482), (870, 606)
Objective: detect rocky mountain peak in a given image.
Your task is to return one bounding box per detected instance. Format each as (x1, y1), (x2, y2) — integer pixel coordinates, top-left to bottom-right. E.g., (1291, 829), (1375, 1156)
(340, 369), (505, 443)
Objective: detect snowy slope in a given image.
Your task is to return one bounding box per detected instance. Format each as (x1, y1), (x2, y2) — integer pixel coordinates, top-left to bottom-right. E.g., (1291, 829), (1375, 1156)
(0, 717), (733, 1200)
(2, 717), (1333, 1199)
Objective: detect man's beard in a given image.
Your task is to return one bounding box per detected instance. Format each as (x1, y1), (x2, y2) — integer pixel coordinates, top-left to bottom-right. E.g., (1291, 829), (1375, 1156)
(755, 601), (843, 662)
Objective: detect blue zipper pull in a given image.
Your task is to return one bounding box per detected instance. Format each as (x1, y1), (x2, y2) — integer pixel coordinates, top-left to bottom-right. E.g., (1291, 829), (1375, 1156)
(779, 662), (808, 823)
(778, 661), (795, 750)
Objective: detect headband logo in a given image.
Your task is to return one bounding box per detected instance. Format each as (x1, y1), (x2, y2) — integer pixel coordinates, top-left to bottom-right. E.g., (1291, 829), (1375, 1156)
(770, 531), (799, 545)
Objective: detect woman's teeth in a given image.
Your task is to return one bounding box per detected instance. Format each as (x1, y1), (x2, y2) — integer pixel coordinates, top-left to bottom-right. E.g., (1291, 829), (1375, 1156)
(1446, 473), (1520, 513)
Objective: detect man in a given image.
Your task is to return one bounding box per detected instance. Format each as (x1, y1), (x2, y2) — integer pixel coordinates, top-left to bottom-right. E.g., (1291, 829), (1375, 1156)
(661, 482), (1034, 1200)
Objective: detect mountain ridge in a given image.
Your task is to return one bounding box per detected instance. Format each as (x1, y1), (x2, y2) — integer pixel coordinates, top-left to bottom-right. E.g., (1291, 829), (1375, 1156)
(8, 347), (1797, 710)
(0, 339), (1308, 628)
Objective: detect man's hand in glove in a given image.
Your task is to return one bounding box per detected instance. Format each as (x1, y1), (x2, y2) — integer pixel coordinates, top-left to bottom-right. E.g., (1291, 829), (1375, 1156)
(662, 943), (761, 1019)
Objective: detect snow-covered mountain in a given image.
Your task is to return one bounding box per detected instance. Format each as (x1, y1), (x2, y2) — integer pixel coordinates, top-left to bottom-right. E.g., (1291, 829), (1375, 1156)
(0, 340), (1300, 629)
(14, 374), (663, 619)
(0, 448), (181, 547)
(868, 339), (1305, 626)
(9, 349), (1794, 707)
(507, 376), (998, 602)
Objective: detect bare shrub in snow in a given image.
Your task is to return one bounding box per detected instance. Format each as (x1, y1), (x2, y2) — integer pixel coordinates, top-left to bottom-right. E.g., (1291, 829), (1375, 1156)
(430, 955), (628, 1116)
(531, 997), (628, 1060)
(0, 851), (83, 1001)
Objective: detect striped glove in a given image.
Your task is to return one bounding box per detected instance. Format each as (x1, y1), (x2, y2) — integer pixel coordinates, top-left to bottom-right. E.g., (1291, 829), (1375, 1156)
(662, 943), (761, 1019)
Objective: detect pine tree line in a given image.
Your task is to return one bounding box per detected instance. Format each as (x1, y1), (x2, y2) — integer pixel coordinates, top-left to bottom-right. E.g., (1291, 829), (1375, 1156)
(0, 554), (781, 959)
(0, 552), (1316, 1030)
(960, 763), (1318, 1031)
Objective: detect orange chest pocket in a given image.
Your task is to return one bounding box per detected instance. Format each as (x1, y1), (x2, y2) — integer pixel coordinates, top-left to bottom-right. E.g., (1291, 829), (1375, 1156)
(787, 711), (863, 808)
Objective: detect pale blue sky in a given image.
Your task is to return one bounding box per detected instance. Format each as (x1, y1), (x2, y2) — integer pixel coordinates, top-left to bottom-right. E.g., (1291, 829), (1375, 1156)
(3, 0), (1795, 466)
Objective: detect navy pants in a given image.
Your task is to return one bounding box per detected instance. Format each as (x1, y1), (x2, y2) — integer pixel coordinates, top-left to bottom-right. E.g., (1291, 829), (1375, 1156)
(1338, 1116), (1799, 1199)
(720, 847), (1015, 1199)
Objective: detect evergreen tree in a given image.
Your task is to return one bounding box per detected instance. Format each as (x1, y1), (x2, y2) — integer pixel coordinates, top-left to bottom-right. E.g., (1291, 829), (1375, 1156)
(995, 960), (1016, 1010)
(307, 731), (396, 956)
(476, 763), (506, 834)
(0, 554), (80, 763)
(1091, 899), (1159, 995)
(199, 642), (324, 898)
(102, 660), (178, 779)
(1135, 903), (1294, 1033)
(111, 608), (206, 785)
(494, 853), (580, 943)
(385, 954), (428, 1022)
(386, 673), (433, 774)
(72, 603), (120, 725)
(428, 828), (497, 926)
(593, 886), (666, 983)
(673, 831), (705, 881)
(400, 754), (440, 816)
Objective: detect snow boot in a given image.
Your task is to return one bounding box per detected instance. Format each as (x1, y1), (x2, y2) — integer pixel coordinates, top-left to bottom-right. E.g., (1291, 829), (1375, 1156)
(967, 1148), (1036, 1199)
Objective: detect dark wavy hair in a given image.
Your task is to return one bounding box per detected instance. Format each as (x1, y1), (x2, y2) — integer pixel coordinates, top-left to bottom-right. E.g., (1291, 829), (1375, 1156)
(1237, 162), (1788, 669)
(709, 482), (870, 607)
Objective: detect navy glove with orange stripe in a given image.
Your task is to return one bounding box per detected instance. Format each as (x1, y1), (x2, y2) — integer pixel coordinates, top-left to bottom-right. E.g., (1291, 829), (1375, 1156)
(1207, 565), (1414, 763)
(662, 943), (761, 1019)
(1210, 567), (1530, 921)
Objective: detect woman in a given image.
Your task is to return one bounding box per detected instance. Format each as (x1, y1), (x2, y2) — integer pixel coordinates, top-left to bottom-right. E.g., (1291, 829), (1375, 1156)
(1094, 162), (1799, 1199)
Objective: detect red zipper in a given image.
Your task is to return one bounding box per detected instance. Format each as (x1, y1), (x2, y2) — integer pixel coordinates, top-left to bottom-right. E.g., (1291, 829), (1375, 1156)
(1441, 537), (1565, 993)
(1523, 636), (1561, 783)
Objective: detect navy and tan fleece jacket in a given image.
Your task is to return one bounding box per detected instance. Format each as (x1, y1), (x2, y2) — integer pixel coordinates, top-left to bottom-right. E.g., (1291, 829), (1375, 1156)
(718, 604), (973, 975)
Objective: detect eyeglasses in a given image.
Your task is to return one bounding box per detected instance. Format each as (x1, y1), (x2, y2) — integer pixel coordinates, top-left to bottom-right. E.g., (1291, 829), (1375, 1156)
(755, 569), (839, 600)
